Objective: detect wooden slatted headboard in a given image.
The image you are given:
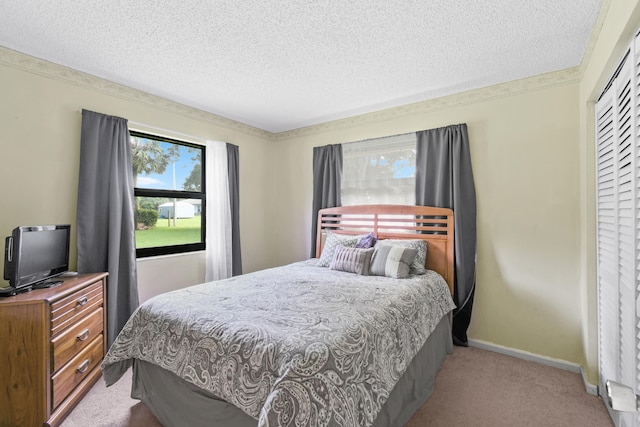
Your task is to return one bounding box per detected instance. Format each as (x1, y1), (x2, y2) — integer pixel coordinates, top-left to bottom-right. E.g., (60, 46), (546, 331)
(316, 204), (455, 295)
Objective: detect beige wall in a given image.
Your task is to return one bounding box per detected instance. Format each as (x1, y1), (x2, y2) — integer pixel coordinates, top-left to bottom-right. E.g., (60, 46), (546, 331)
(273, 81), (584, 366)
(0, 55), (276, 301)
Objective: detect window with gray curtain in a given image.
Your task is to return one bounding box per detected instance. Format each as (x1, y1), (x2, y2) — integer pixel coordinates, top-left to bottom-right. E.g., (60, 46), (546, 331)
(78, 113), (242, 348)
(311, 124), (477, 345)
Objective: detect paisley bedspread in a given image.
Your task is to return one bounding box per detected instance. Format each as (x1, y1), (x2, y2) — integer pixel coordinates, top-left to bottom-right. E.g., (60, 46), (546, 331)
(102, 260), (456, 427)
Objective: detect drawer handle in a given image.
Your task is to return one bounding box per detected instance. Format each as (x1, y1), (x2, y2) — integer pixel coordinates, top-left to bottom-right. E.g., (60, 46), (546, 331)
(77, 329), (90, 342)
(76, 296), (88, 307)
(76, 359), (90, 374)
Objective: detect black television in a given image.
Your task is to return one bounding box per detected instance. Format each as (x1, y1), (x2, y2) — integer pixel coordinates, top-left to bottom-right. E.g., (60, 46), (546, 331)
(3, 224), (71, 291)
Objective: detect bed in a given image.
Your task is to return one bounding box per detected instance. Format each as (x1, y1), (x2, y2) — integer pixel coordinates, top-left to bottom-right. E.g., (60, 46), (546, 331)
(102, 204), (456, 427)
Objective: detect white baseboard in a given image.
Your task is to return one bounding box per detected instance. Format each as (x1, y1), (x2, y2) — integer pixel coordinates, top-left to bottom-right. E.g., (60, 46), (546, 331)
(467, 339), (598, 396)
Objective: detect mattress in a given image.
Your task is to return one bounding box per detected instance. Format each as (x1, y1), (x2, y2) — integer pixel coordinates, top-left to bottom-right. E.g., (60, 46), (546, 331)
(103, 260), (455, 426)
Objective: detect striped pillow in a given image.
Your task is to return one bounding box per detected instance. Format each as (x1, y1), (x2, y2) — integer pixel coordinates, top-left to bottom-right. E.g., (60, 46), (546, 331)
(374, 239), (427, 275)
(329, 245), (374, 275)
(370, 245), (418, 278)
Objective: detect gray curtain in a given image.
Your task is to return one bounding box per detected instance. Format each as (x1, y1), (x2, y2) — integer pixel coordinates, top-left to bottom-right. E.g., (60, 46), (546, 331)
(310, 144), (343, 257)
(415, 123), (476, 346)
(227, 143), (242, 276)
(77, 109), (139, 348)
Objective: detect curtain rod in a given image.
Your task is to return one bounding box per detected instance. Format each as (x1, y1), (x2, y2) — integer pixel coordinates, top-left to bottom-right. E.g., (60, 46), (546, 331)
(77, 109), (210, 145)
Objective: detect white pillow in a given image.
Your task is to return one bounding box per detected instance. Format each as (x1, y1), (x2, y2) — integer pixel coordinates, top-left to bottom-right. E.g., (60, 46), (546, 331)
(317, 232), (363, 267)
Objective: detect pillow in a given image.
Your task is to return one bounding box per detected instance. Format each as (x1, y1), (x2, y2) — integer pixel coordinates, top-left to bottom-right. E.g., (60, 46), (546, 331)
(374, 239), (427, 275)
(370, 245), (418, 279)
(329, 245), (374, 275)
(355, 232), (377, 249)
(317, 232), (363, 267)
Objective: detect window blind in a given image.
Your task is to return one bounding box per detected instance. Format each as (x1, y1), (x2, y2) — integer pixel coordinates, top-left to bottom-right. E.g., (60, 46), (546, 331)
(341, 132), (417, 206)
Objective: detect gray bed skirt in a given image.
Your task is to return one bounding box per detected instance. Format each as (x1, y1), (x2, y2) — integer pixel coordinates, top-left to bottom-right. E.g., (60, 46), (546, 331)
(131, 315), (453, 427)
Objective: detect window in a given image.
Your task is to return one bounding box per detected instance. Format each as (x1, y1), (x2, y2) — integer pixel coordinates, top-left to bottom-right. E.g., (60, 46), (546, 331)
(130, 131), (205, 257)
(342, 132), (417, 206)
(340, 133), (417, 232)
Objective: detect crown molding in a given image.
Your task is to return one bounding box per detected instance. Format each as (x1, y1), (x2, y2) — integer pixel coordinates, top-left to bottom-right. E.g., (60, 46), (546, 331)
(1, 45), (582, 143)
(0, 46), (275, 140)
(276, 67), (582, 140)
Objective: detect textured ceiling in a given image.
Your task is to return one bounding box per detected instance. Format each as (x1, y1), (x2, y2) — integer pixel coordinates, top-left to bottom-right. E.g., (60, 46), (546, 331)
(0, 1), (602, 133)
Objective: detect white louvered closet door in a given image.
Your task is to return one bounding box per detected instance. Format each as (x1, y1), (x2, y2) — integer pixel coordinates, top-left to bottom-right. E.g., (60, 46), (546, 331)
(596, 39), (639, 427)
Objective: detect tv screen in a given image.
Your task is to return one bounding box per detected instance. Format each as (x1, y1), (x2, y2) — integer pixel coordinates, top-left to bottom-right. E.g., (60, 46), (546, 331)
(3, 225), (70, 289)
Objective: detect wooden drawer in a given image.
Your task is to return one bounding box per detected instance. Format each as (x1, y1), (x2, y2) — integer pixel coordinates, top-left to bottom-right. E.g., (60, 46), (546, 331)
(51, 334), (103, 409)
(51, 307), (103, 372)
(50, 281), (103, 337)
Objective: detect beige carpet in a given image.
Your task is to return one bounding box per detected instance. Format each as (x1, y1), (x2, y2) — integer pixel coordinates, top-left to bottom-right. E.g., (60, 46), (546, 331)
(60, 346), (613, 427)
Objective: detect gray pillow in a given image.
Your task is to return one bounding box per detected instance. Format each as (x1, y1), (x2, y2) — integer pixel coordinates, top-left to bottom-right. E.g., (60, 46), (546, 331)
(374, 239), (427, 275)
(317, 232), (363, 267)
(329, 245), (374, 275)
(370, 245), (418, 279)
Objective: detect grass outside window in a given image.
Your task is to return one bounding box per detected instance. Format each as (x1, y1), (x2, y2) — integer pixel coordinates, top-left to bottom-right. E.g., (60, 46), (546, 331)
(135, 215), (202, 249)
